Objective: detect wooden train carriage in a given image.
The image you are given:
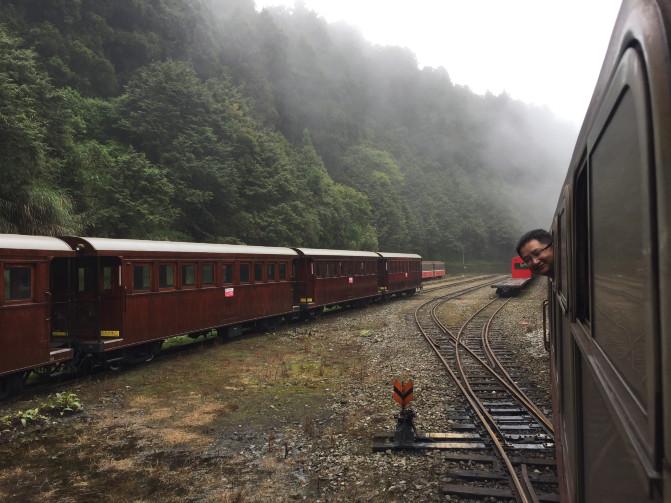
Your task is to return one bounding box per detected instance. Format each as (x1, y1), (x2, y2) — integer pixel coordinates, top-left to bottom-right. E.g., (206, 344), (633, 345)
(549, 1), (671, 501)
(293, 248), (380, 309)
(377, 252), (422, 295)
(0, 235), (74, 397)
(60, 237), (298, 355)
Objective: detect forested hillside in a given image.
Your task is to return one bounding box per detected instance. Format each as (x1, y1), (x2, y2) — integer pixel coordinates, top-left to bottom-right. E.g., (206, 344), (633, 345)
(0, 0), (576, 261)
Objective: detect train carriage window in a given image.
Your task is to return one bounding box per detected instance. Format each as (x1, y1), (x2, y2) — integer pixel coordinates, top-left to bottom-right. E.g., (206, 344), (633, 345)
(267, 263), (276, 281)
(575, 163), (590, 323)
(279, 262), (287, 281)
(159, 264), (175, 289)
(4, 266), (32, 300)
(133, 264), (151, 291)
(182, 264), (196, 287)
(254, 263), (263, 282)
(240, 263), (250, 283)
(201, 263), (214, 285)
(223, 264), (233, 284)
(590, 86), (654, 414)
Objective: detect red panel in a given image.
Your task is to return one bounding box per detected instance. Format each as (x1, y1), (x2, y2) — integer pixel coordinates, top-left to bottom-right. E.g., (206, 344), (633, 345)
(511, 256), (532, 279)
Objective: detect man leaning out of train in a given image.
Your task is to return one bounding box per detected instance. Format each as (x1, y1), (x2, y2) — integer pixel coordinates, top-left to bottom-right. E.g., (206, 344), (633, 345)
(516, 229), (554, 277)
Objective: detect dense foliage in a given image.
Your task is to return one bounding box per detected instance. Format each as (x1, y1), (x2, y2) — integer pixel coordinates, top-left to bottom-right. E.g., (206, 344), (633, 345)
(0, 0), (575, 260)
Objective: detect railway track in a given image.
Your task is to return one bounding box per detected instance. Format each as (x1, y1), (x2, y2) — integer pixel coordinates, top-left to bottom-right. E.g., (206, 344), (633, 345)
(415, 280), (558, 502)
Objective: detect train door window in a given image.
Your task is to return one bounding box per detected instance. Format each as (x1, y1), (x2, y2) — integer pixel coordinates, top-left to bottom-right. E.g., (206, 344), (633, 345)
(254, 263), (263, 282)
(133, 264), (151, 291)
(575, 162), (590, 324)
(182, 264), (196, 287)
(279, 262), (287, 281)
(267, 263), (276, 281)
(240, 263), (250, 283)
(102, 266), (113, 291)
(201, 263), (214, 286)
(589, 53), (656, 443)
(555, 206), (568, 309)
(4, 265), (32, 301)
(159, 264), (175, 289)
(223, 264), (233, 284)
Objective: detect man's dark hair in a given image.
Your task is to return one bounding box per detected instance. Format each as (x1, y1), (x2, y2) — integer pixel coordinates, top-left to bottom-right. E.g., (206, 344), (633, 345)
(516, 229), (552, 257)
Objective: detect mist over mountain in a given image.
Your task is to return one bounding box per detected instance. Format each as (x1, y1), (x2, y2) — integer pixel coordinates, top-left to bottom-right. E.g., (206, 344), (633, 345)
(0, 0), (577, 261)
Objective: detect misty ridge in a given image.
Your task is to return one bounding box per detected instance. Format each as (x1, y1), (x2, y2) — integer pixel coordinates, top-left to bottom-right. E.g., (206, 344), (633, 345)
(0, 0), (577, 263)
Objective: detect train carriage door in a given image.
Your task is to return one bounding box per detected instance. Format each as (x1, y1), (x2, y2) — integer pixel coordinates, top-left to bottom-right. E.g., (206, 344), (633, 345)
(577, 46), (661, 502)
(99, 257), (122, 339)
(50, 257), (74, 343)
(71, 256), (100, 342)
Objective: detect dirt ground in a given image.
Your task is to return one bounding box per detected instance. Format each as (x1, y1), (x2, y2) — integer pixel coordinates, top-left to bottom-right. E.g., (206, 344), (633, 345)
(0, 277), (550, 502)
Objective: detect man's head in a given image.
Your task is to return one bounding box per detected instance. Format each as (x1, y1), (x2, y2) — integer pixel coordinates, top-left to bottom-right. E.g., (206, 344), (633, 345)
(516, 229), (554, 277)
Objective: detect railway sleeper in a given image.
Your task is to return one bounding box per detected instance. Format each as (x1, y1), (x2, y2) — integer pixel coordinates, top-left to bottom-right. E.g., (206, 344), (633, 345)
(446, 468), (557, 484)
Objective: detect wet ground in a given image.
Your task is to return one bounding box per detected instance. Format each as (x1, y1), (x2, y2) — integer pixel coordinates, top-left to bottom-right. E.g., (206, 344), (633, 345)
(0, 277), (549, 502)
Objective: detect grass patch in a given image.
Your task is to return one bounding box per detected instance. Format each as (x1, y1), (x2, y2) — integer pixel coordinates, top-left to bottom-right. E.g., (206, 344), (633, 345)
(1, 392), (83, 429)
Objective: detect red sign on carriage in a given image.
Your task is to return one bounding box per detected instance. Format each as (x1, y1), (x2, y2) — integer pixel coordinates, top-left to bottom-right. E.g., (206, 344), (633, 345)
(225, 287), (234, 297)
(348, 277), (354, 284)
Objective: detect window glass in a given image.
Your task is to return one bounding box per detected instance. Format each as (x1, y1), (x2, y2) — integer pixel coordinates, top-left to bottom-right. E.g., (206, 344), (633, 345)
(202, 263), (214, 285)
(4, 266), (31, 300)
(159, 264), (175, 288)
(279, 263), (286, 281)
(182, 264), (195, 286)
(223, 264), (233, 284)
(133, 265), (151, 290)
(240, 263), (250, 283)
(576, 164), (591, 323)
(267, 263), (276, 281)
(591, 88), (652, 410)
(103, 266), (113, 290)
(254, 263), (263, 282)
(78, 267), (86, 292)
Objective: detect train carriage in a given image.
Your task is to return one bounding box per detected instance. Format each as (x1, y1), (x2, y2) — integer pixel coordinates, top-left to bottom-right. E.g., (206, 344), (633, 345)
(60, 237), (298, 361)
(421, 260), (446, 280)
(293, 248), (379, 309)
(0, 235), (75, 397)
(549, 1), (671, 501)
(377, 252), (422, 295)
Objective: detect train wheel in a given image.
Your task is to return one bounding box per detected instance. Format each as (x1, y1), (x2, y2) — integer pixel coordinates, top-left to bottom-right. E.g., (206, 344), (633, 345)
(76, 354), (96, 376)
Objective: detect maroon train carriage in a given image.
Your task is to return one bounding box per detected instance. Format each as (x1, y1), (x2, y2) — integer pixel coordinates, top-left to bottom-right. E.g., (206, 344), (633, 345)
(293, 248), (380, 310)
(59, 237), (298, 367)
(377, 252), (422, 296)
(0, 234), (75, 398)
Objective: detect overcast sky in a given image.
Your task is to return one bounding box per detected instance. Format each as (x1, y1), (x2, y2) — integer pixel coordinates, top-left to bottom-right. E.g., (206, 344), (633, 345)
(254, 0), (622, 126)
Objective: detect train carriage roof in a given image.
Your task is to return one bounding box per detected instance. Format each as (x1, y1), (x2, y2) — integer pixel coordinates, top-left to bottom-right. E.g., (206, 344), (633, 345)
(377, 252), (422, 259)
(293, 248), (379, 258)
(0, 234), (74, 252)
(64, 237), (297, 256)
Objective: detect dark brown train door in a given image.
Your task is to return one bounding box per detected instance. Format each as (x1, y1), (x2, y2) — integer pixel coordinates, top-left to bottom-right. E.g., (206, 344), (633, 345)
(98, 257), (122, 339)
(70, 256), (100, 342)
(576, 46), (661, 502)
(50, 257), (74, 342)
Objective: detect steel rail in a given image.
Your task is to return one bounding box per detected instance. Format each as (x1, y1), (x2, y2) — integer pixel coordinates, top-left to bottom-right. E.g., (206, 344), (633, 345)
(430, 300), (554, 436)
(481, 301), (554, 434)
(413, 283), (530, 503)
(451, 297), (530, 503)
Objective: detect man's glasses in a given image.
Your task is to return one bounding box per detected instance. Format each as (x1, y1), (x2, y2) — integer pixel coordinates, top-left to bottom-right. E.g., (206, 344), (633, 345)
(521, 243), (551, 264)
